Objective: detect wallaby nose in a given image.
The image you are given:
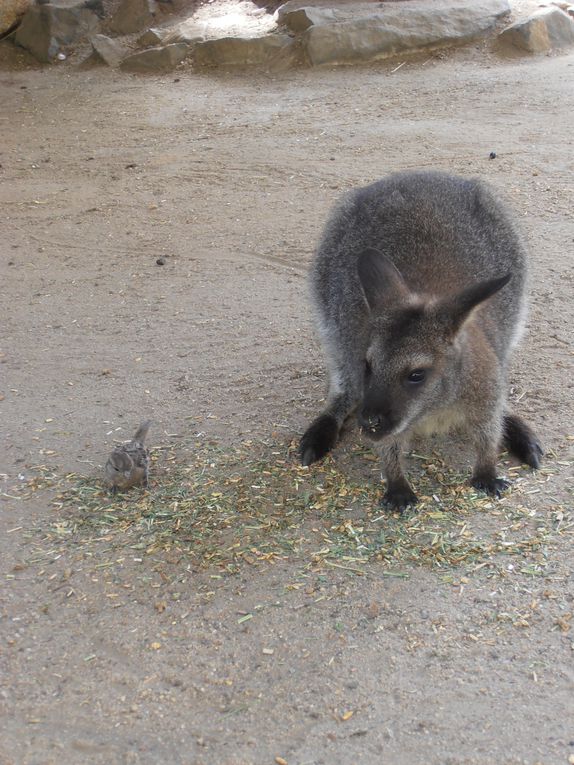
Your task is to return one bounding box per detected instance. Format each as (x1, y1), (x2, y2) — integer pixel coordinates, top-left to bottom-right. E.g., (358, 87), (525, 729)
(359, 407), (391, 437)
(366, 414), (383, 431)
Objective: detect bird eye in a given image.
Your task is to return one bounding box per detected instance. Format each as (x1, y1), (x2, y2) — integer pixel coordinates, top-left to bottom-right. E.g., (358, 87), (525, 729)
(407, 369), (426, 384)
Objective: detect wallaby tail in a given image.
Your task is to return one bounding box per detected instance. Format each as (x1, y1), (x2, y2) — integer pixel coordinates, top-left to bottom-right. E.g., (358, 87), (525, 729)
(502, 414), (543, 469)
(133, 420), (152, 444)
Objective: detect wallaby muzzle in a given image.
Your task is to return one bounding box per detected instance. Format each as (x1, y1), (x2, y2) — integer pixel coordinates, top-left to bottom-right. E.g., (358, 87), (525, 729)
(358, 402), (396, 440)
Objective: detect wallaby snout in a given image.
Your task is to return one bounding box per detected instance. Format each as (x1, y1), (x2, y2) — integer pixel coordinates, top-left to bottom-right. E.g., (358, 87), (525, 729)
(359, 382), (411, 439)
(358, 406), (395, 439)
(300, 171), (542, 512)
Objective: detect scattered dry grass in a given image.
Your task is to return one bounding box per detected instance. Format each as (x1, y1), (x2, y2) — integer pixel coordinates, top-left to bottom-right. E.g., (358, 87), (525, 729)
(14, 437), (571, 578)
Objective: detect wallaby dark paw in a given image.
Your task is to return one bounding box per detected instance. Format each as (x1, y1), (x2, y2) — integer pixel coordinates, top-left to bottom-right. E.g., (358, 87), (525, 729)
(300, 415), (339, 466)
(382, 484), (418, 513)
(521, 440), (543, 470)
(503, 414), (543, 469)
(471, 475), (510, 498)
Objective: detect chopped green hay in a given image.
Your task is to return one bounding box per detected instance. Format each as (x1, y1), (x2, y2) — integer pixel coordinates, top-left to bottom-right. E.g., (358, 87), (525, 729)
(15, 439), (571, 576)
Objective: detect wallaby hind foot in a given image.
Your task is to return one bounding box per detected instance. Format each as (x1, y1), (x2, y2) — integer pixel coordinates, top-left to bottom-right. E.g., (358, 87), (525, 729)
(300, 414), (339, 466)
(382, 480), (418, 513)
(503, 413), (543, 468)
(471, 472), (511, 499)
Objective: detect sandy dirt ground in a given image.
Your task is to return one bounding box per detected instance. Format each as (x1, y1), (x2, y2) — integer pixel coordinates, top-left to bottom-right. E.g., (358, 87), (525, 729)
(1, 40), (574, 765)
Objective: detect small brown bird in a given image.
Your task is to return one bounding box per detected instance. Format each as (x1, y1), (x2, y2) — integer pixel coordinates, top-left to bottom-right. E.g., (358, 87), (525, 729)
(104, 420), (151, 494)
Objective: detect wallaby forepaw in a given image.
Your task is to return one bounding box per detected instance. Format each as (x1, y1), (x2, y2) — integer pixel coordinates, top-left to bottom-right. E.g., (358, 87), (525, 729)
(300, 414), (339, 466)
(471, 475), (510, 499)
(503, 414), (543, 469)
(382, 484), (418, 513)
(522, 440), (543, 470)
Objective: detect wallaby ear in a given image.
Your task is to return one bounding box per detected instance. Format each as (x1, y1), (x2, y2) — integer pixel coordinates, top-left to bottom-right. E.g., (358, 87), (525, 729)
(357, 249), (410, 313)
(437, 273), (512, 336)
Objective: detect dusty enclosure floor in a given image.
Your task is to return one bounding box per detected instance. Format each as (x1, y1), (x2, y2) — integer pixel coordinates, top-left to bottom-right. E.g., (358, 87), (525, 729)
(1, 45), (574, 765)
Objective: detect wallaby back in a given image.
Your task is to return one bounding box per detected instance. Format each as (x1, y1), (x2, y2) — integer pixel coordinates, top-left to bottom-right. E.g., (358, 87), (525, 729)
(311, 171), (527, 363)
(300, 171), (541, 511)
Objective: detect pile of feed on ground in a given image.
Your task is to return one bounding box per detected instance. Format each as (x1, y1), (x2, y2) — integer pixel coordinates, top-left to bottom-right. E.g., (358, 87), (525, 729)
(15, 437), (571, 578)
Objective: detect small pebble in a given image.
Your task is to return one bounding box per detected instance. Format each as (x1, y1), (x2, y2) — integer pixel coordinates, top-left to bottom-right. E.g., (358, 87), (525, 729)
(489, 151), (497, 159)
(156, 258), (166, 266)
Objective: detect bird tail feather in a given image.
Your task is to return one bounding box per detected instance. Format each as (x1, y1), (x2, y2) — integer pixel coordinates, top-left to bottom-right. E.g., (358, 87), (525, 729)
(133, 420), (152, 444)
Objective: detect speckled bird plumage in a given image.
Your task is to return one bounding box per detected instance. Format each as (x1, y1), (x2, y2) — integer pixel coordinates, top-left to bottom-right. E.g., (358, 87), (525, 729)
(104, 420), (151, 493)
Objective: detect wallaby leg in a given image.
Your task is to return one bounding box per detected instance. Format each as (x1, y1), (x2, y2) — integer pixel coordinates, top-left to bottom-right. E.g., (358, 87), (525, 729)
(470, 417), (510, 498)
(300, 325), (365, 466)
(300, 387), (360, 466)
(503, 413), (543, 468)
(378, 436), (418, 512)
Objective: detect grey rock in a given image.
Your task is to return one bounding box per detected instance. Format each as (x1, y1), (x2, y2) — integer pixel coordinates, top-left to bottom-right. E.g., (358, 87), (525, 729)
(276, 5), (338, 33)
(14, 0), (100, 62)
(138, 19), (205, 47)
(498, 7), (574, 53)
(550, 2), (574, 15)
(120, 42), (189, 72)
(109, 0), (157, 35)
(90, 33), (127, 67)
(0, 0), (31, 36)
(137, 27), (164, 46)
(192, 33), (295, 67)
(301, 0), (510, 66)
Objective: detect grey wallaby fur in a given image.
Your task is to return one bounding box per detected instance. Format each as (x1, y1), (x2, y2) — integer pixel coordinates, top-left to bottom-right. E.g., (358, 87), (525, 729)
(300, 170), (542, 511)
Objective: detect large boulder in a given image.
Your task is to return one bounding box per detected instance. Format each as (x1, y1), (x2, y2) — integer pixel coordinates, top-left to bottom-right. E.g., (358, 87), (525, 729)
(300, 0), (510, 66)
(137, 19), (205, 47)
(498, 7), (574, 53)
(192, 33), (295, 67)
(137, 0), (277, 48)
(276, 5), (338, 33)
(0, 0), (32, 36)
(90, 33), (127, 67)
(109, 0), (157, 35)
(120, 42), (189, 72)
(14, 0), (101, 62)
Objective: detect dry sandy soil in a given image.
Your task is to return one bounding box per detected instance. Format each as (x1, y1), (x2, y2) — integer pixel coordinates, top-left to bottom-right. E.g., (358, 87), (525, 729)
(1, 38), (574, 765)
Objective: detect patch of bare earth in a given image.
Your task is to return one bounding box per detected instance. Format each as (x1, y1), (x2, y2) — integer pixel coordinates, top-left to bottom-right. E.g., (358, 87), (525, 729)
(1, 44), (573, 765)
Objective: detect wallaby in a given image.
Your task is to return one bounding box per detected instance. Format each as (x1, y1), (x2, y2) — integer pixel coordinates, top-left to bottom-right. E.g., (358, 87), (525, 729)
(104, 420), (151, 494)
(299, 171), (542, 511)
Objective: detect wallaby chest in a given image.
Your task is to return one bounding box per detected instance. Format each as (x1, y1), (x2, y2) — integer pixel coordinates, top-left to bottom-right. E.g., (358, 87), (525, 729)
(412, 405), (468, 438)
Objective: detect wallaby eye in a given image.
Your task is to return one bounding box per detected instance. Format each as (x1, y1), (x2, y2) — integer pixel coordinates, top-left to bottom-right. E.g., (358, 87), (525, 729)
(407, 369), (426, 385)
(364, 359), (372, 377)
